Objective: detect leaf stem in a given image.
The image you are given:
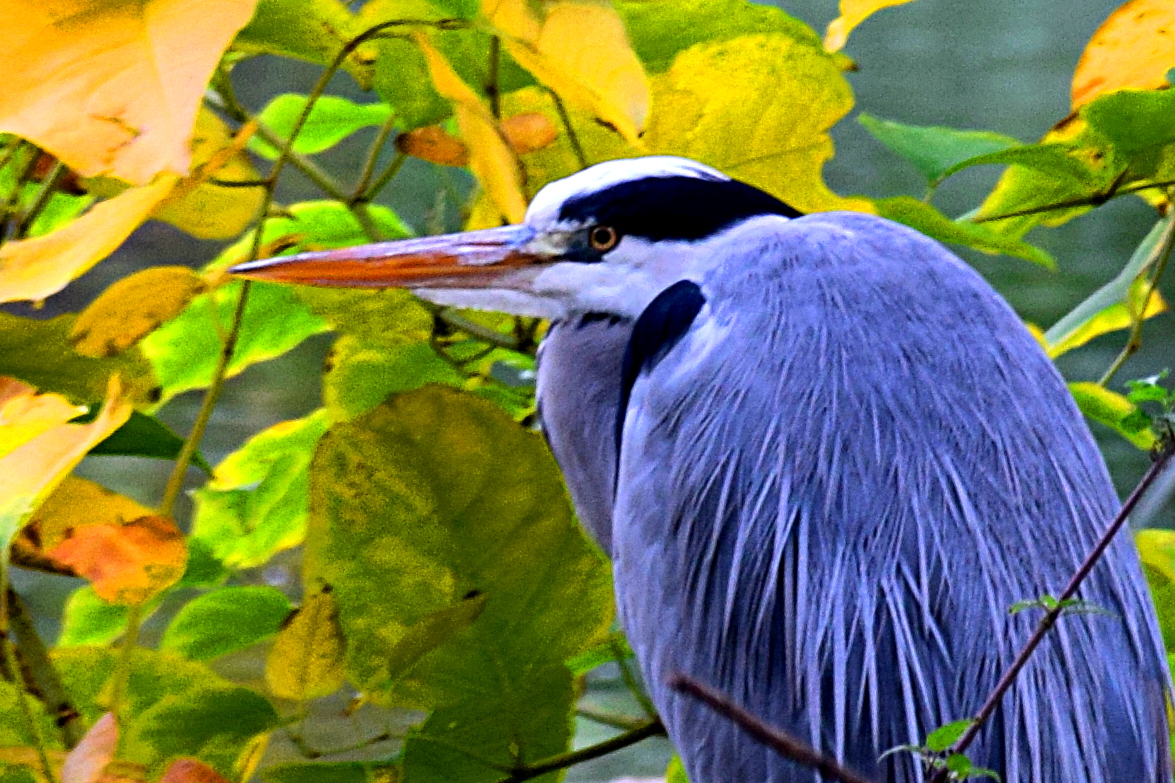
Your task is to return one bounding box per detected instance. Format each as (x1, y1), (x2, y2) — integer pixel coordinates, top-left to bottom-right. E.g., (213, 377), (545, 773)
(487, 37), (502, 120)
(110, 602), (142, 743)
(929, 439), (1175, 783)
(7, 588), (83, 747)
(351, 111), (400, 204)
(611, 636), (656, 719)
(493, 719), (664, 783)
(670, 675), (874, 783)
(15, 161), (67, 239)
(970, 178), (1175, 224)
(551, 92), (588, 170)
(1099, 208), (1175, 387)
(362, 151), (408, 203)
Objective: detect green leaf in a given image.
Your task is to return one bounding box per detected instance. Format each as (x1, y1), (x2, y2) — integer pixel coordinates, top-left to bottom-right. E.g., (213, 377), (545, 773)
(265, 590), (347, 701)
(874, 197), (1055, 268)
(0, 312), (159, 405)
(140, 281), (329, 402)
(263, 761), (398, 783)
(1045, 218), (1170, 356)
(232, 0), (376, 89)
(0, 681), (55, 747)
(306, 386), (612, 709)
(1126, 370), (1171, 405)
(1068, 382), (1157, 451)
(925, 719), (974, 753)
(1137, 529), (1175, 650)
(324, 337), (465, 420)
(566, 632), (634, 676)
(57, 585), (130, 647)
(250, 94), (393, 159)
(376, 591), (485, 693)
(857, 113), (1020, 183)
(666, 755), (690, 783)
(1084, 89), (1175, 157)
(294, 287), (430, 345)
(180, 537), (231, 588)
(946, 753), (973, 776)
(89, 411), (212, 473)
(54, 647), (279, 779)
(191, 410), (332, 569)
(617, 0), (826, 74)
(160, 586), (293, 661)
(937, 143), (1099, 186)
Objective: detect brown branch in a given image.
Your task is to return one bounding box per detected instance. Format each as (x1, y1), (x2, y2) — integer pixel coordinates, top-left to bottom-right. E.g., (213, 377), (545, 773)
(8, 588), (83, 747)
(670, 674), (875, 783)
(492, 719), (664, 783)
(928, 439), (1175, 783)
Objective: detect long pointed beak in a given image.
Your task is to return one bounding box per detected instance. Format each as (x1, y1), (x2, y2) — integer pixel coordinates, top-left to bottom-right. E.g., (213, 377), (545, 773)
(227, 224), (548, 288)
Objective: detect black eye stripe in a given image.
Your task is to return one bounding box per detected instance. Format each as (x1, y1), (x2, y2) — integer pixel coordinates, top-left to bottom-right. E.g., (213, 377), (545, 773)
(558, 175), (802, 242)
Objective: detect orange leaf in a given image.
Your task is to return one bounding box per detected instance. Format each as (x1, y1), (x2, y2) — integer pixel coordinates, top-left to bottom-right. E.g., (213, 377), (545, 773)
(0, 376), (131, 548)
(395, 126), (471, 167)
(0, 176), (177, 304)
(0, 0), (259, 184)
(49, 515), (186, 605)
(1072, 0), (1175, 108)
(501, 112), (558, 154)
(159, 759), (232, 783)
(415, 33), (527, 223)
(824, 0), (921, 52)
(62, 713), (117, 783)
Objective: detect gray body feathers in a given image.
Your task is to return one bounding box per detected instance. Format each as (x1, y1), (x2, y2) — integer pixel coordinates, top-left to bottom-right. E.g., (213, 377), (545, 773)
(538, 212), (1171, 783)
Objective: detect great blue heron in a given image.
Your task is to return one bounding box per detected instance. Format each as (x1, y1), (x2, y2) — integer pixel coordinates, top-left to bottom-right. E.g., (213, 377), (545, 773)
(232, 156), (1172, 783)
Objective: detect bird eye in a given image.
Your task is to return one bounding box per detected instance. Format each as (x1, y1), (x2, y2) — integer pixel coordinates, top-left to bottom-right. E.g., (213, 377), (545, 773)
(588, 225), (620, 252)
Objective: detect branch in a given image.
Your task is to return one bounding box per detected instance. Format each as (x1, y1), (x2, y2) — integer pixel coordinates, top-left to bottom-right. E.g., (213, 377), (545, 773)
(670, 675), (875, 783)
(492, 719), (664, 783)
(8, 588), (83, 747)
(928, 438), (1175, 783)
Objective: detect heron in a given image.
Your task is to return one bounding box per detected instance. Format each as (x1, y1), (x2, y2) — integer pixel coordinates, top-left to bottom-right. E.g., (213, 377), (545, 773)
(232, 156), (1172, 783)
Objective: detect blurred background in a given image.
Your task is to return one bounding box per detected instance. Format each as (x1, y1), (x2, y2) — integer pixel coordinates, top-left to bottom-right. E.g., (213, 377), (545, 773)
(4, 0), (1173, 779)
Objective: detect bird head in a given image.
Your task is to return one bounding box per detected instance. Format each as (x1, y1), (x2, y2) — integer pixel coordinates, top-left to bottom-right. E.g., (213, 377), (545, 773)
(229, 156), (800, 320)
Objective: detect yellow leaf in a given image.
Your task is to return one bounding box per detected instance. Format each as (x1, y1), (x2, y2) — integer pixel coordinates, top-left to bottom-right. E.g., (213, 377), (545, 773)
(487, 0), (650, 142)
(70, 267), (207, 358)
(1047, 280), (1167, 358)
(1072, 0), (1175, 109)
(0, 0), (259, 184)
(49, 515), (186, 605)
(152, 109), (265, 240)
(265, 590), (346, 701)
(645, 34), (872, 214)
(1069, 382), (1157, 451)
(0, 377), (86, 460)
(824, 0), (921, 52)
(29, 476), (154, 551)
(0, 176), (177, 304)
(0, 747), (67, 783)
(415, 33), (527, 223)
(0, 377), (131, 550)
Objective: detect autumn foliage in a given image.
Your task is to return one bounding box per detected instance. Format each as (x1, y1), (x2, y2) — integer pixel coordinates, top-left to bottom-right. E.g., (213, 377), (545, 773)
(0, 0), (1174, 782)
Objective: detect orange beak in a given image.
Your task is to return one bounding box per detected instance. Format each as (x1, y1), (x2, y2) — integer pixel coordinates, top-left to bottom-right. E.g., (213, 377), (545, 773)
(227, 225), (547, 288)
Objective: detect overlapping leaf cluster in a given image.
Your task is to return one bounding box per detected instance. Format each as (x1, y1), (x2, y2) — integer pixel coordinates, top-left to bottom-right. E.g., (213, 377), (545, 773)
(0, 0), (1172, 782)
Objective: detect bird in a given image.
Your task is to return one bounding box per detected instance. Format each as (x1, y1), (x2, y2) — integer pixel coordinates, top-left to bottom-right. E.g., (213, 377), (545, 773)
(231, 156), (1172, 783)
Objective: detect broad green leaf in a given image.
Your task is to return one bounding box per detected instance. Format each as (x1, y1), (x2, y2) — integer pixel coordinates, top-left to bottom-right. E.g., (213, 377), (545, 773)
(305, 385), (612, 707)
(939, 144), (1103, 192)
(1045, 218), (1171, 355)
(70, 267), (206, 358)
(1084, 88), (1175, 157)
(376, 592), (485, 693)
(566, 632), (633, 676)
(161, 586), (293, 661)
(293, 287), (430, 345)
(324, 337), (465, 420)
(1068, 382), (1157, 451)
(232, 0), (376, 89)
(140, 281), (329, 402)
(1127, 371), (1171, 405)
(824, 0), (921, 52)
(265, 590), (346, 701)
(402, 664), (574, 783)
(925, 719), (973, 752)
(54, 647), (278, 780)
(263, 761), (398, 783)
(0, 312), (159, 406)
(857, 113), (1020, 183)
(874, 197), (1055, 268)
(250, 94), (394, 159)
(617, 0), (825, 74)
(641, 33), (870, 214)
(1137, 528), (1175, 649)
(1072, 0), (1175, 108)
(0, 681), (56, 747)
(57, 585), (131, 648)
(191, 410), (332, 569)
(486, 0), (650, 142)
(89, 411), (213, 474)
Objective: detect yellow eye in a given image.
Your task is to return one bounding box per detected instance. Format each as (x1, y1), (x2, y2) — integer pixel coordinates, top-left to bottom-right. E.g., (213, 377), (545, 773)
(588, 225), (620, 252)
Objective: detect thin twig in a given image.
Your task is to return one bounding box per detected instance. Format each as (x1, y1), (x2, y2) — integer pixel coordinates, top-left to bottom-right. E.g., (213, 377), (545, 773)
(929, 440), (1175, 783)
(8, 588), (83, 747)
(611, 636), (656, 719)
(670, 675), (874, 783)
(576, 705), (650, 731)
(970, 178), (1175, 224)
(351, 111), (400, 204)
(361, 151), (408, 204)
(487, 37), (502, 119)
(491, 719), (664, 783)
(1100, 209), (1175, 386)
(551, 92), (588, 170)
(15, 161), (67, 238)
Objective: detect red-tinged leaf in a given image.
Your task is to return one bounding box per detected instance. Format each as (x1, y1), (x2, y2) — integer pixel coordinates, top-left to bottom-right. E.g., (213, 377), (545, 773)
(159, 759), (232, 783)
(501, 112), (558, 154)
(61, 713), (117, 783)
(49, 516), (187, 605)
(395, 126), (470, 167)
